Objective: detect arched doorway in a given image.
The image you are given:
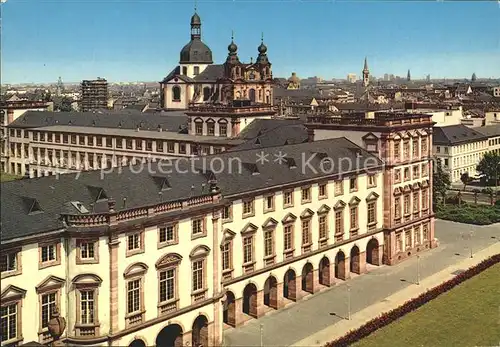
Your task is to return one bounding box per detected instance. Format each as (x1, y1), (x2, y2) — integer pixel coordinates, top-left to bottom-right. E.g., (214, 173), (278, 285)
(350, 246), (360, 274)
(249, 89), (256, 102)
(283, 269), (296, 301)
(366, 238), (380, 266)
(242, 283), (258, 318)
(264, 276), (278, 309)
(335, 251), (346, 280)
(156, 324), (183, 347)
(223, 291), (236, 327)
(319, 257), (330, 286)
(192, 315), (209, 347)
(129, 339), (146, 347)
(301, 263), (314, 294)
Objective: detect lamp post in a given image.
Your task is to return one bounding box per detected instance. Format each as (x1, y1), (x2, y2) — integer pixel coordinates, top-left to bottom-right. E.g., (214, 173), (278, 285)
(416, 255), (421, 285)
(260, 324), (264, 347)
(347, 285), (351, 320)
(47, 308), (66, 346)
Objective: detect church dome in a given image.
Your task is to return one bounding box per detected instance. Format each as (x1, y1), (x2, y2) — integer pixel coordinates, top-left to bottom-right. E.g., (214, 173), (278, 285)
(191, 12), (201, 25)
(288, 72), (300, 83)
(180, 39), (213, 64)
(258, 42), (267, 54)
(228, 41), (238, 53)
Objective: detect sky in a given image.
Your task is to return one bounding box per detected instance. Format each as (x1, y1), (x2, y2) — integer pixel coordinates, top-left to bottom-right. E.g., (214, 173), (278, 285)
(1, 0), (500, 84)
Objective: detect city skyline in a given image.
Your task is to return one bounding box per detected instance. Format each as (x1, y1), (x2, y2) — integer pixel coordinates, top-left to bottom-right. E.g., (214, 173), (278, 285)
(1, 1), (500, 84)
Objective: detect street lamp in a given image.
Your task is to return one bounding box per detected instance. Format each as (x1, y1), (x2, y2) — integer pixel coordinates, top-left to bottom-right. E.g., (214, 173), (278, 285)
(47, 308), (66, 346)
(347, 285), (351, 320)
(416, 255), (421, 285)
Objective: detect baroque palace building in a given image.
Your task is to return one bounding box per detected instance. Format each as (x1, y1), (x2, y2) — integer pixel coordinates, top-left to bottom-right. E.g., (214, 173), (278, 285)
(1, 111), (438, 347)
(159, 11), (274, 110)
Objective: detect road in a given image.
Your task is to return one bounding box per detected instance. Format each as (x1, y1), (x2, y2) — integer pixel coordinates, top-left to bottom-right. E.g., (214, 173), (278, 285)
(223, 220), (500, 347)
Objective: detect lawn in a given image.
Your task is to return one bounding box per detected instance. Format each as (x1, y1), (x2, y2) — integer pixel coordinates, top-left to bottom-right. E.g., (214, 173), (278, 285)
(353, 263), (500, 347)
(0, 172), (23, 182)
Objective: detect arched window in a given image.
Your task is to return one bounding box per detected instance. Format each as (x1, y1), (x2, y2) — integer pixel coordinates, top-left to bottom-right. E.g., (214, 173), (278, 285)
(194, 66), (200, 75)
(172, 86), (181, 101)
(182, 67), (187, 75)
(203, 87), (211, 101)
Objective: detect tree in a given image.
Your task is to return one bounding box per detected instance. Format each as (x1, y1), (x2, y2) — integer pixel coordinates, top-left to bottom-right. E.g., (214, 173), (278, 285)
(476, 152), (500, 186)
(433, 160), (451, 206)
(460, 172), (473, 191)
(472, 188), (480, 204)
(53, 96), (73, 112)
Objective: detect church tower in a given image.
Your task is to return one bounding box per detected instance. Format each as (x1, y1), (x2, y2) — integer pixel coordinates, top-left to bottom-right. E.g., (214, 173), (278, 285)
(362, 57), (370, 87)
(407, 69), (411, 81)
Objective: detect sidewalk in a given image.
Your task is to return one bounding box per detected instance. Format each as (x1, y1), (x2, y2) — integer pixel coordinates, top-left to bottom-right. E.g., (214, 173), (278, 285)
(291, 242), (500, 347)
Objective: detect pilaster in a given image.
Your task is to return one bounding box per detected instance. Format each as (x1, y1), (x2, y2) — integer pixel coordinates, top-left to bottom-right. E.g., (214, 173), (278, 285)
(108, 233), (120, 336)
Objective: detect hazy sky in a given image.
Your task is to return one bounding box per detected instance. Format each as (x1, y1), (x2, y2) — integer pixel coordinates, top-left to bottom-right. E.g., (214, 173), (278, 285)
(2, 0), (500, 84)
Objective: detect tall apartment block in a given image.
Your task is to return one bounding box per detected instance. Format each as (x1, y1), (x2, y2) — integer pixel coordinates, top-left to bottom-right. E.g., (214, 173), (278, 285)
(81, 78), (108, 112)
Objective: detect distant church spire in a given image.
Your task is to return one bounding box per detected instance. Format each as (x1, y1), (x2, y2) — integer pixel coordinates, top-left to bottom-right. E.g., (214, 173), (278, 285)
(407, 69), (411, 81)
(362, 57), (370, 87)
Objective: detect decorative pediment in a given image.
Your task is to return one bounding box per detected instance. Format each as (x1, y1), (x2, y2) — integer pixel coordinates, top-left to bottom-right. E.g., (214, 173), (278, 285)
(417, 129), (428, 136)
(72, 274), (103, 288)
(217, 118), (228, 124)
(205, 118), (215, 124)
(349, 196), (361, 206)
(362, 132), (379, 141)
(410, 131), (419, 138)
(394, 187), (402, 196)
(403, 185), (412, 193)
(334, 200), (346, 210)
(189, 245), (211, 259)
(36, 275), (65, 293)
(193, 117), (204, 123)
(421, 179), (429, 188)
(412, 182), (421, 190)
(240, 222), (258, 235)
(317, 204), (331, 214)
(156, 253), (182, 269)
(281, 213), (297, 224)
(393, 133), (402, 140)
(300, 208), (315, 219)
(262, 217), (278, 229)
(123, 262), (148, 279)
(221, 228), (236, 244)
(1, 285), (27, 302)
(366, 192), (380, 202)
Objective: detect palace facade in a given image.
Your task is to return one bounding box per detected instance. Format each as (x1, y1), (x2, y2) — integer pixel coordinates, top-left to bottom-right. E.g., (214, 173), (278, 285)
(159, 11), (274, 110)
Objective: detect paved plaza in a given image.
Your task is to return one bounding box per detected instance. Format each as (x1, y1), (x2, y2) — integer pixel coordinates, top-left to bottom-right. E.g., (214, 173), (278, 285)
(223, 220), (500, 347)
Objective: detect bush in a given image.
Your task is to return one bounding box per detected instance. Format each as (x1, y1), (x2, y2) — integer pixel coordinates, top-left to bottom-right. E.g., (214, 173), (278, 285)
(435, 204), (500, 225)
(324, 254), (500, 347)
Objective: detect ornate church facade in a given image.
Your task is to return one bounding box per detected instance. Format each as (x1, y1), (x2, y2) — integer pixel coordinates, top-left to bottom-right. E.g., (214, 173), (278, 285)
(160, 11), (274, 110)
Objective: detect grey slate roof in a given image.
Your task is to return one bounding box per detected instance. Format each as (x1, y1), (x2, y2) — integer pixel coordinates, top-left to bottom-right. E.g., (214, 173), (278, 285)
(8, 111), (188, 133)
(433, 124), (489, 145)
(161, 65), (225, 83)
(474, 124), (500, 138)
(1, 138), (382, 242)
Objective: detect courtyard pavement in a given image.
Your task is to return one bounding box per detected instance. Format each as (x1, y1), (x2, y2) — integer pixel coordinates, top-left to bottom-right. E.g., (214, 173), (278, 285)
(222, 220), (500, 347)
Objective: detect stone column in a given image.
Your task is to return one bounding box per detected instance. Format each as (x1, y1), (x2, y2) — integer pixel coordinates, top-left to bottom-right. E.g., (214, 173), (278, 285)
(235, 298), (244, 327)
(211, 208), (223, 347)
(312, 269), (321, 293)
(295, 275), (303, 300)
(329, 262), (336, 286)
(256, 290), (265, 318)
(276, 282), (284, 309)
(359, 251), (367, 274)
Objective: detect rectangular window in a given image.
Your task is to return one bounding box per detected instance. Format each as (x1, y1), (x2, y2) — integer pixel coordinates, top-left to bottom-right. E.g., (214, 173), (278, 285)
(179, 143), (186, 154)
(219, 124), (227, 137)
(126, 139), (133, 149)
(283, 225), (293, 251)
(423, 224), (429, 241)
(79, 136), (85, 145)
(394, 196), (401, 220)
(335, 210), (343, 234)
(405, 230), (412, 249)
(318, 184), (327, 198)
(350, 206), (358, 229)
(40, 132), (45, 141)
(136, 139), (142, 150)
(422, 189), (429, 210)
(283, 191), (293, 207)
(88, 136), (94, 146)
(412, 139), (419, 158)
(404, 194), (410, 215)
(403, 141), (410, 159)
(301, 187), (311, 202)
(41, 244), (56, 263)
(159, 269), (175, 302)
(319, 215), (328, 240)
(159, 225), (175, 243)
(413, 191), (420, 212)
(0, 303), (18, 342)
(301, 220), (311, 245)
(243, 236), (253, 263)
(167, 142), (175, 153)
(243, 200), (254, 216)
(192, 219), (204, 236)
(349, 177), (357, 191)
(368, 175), (376, 187)
(396, 233), (403, 252)
(146, 140), (153, 151)
(157, 141), (164, 152)
(404, 168), (410, 181)
(71, 135), (77, 144)
(80, 242), (95, 259)
(222, 205), (231, 221)
(127, 279), (141, 314)
(221, 243), (231, 271)
(96, 137), (102, 147)
(33, 132), (39, 141)
(413, 165), (420, 179)
(421, 138), (427, 155)
(367, 202), (376, 224)
(41, 292), (57, 328)
(127, 233), (141, 251)
(394, 142), (400, 160)
(47, 133), (53, 142)
(0, 252), (17, 273)
(207, 123), (215, 136)
(414, 226), (421, 245)
(192, 260), (204, 292)
(80, 290), (95, 324)
(264, 229), (274, 257)
(195, 123), (203, 135)
(265, 195), (274, 211)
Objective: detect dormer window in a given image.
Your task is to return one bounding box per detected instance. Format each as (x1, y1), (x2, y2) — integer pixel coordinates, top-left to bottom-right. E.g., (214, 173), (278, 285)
(194, 66), (200, 75)
(182, 67), (187, 75)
